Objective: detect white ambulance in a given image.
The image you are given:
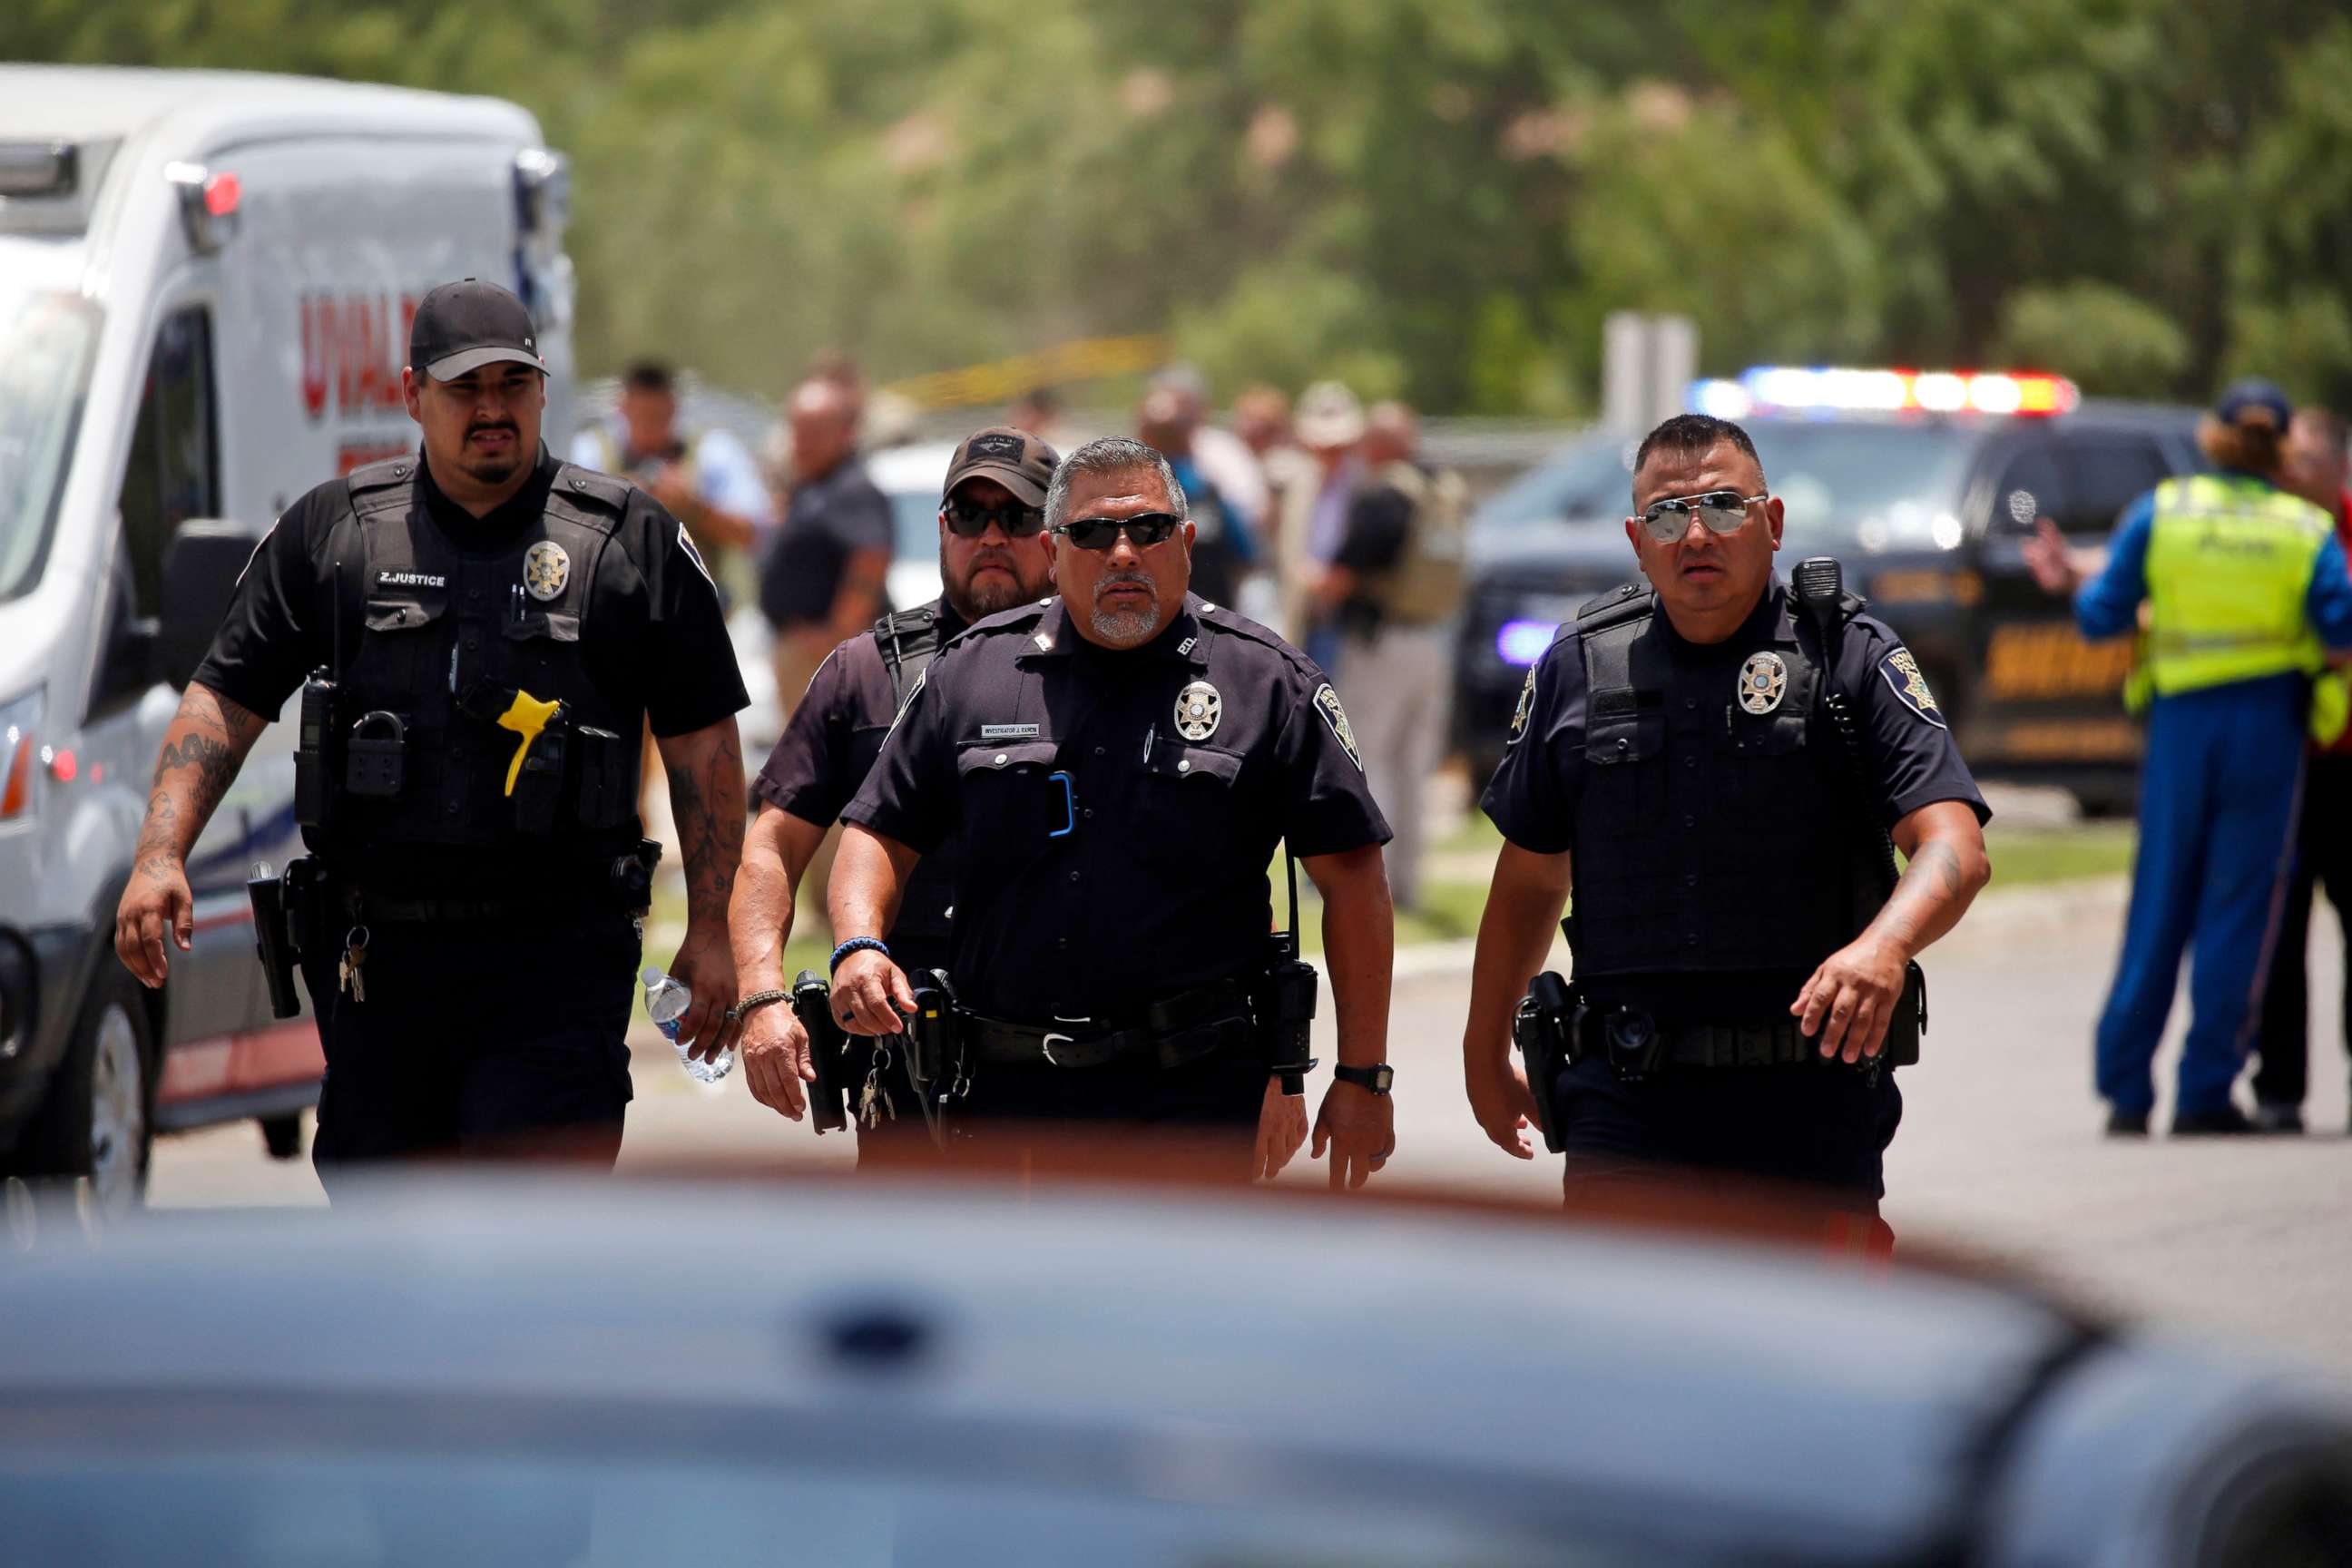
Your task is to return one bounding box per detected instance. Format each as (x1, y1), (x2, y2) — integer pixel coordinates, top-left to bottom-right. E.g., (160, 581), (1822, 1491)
(0, 66), (577, 1211)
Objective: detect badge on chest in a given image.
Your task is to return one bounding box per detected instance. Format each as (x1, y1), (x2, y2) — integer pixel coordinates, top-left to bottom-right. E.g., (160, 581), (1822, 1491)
(522, 539), (571, 602)
(1737, 651), (1788, 715)
(1175, 680), (1221, 741)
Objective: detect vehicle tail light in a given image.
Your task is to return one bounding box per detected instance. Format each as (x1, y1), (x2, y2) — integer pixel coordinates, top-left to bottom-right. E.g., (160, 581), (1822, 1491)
(0, 689), (44, 821)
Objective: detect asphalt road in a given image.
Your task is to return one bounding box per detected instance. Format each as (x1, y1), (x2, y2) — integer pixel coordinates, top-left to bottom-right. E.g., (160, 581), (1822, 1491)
(148, 872), (2352, 1382)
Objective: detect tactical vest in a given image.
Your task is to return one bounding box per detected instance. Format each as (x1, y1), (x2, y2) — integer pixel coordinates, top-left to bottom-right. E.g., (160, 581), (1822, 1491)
(307, 456), (641, 864)
(2141, 474), (2330, 697)
(1568, 585), (1872, 1008)
(1367, 460), (1467, 627)
(868, 602), (959, 967)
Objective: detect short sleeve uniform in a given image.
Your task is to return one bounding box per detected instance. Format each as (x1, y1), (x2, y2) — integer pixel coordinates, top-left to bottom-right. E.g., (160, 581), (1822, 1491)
(845, 595), (1388, 1021)
(1484, 585), (1988, 851)
(192, 446), (747, 737)
(751, 605), (964, 967)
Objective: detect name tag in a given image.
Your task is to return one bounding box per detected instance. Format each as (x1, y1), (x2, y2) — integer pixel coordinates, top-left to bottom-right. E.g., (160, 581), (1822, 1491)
(980, 723), (1041, 740)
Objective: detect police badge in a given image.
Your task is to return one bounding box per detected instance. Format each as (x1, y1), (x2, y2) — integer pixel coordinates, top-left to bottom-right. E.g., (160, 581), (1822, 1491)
(522, 540), (571, 602)
(1174, 680), (1221, 741)
(1737, 651), (1787, 715)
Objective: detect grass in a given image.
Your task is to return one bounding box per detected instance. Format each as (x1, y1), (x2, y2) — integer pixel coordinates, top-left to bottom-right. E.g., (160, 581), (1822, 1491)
(1979, 820), (2136, 887)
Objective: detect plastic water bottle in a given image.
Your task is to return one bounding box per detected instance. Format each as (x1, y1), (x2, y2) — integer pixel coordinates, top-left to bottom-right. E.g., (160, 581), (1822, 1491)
(643, 966), (735, 1084)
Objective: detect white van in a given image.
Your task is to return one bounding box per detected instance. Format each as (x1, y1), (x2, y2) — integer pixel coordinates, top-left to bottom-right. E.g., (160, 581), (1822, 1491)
(0, 67), (576, 1211)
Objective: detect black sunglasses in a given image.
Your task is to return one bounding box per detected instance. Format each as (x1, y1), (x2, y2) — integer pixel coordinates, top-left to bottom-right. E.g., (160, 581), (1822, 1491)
(942, 496), (1046, 538)
(1051, 512), (1185, 551)
(1634, 489), (1768, 543)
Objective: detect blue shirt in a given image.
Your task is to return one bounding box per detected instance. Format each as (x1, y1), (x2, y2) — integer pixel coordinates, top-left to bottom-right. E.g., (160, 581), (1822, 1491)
(2073, 475), (2352, 651)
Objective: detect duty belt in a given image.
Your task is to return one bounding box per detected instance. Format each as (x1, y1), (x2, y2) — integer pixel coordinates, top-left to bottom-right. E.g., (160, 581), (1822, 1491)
(1572, 1012), (1818, 1070)
(962, 977), (1253, 1071)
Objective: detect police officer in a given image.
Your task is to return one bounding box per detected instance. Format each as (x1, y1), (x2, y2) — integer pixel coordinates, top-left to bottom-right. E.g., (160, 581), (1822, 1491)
(730, 426), (1060, 1157)
(827, 436), (1397, 1186)
(113, 279), (749, 1190)
(1461, 413), (1991, 1230)
(2025, 380), (2352, 1135)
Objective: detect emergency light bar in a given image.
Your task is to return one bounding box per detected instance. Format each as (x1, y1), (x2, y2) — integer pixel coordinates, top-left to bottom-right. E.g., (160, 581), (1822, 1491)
(1689, 367), (2080, 421)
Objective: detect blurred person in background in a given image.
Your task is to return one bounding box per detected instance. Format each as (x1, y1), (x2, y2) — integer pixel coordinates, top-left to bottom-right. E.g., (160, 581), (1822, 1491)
(1310, 401), (1465, 911)
(760, 377), (894, 726)
(1152, 364), (1269, 536)
(2026, 381), (2352, 1136)
(571, 362), (770, 598)
(1138, 386), (1254, 608)
(1008, 384), (1070, 446)
(1276, 380), (1366, 669)
(573, 360), (772, 826)
(1235, 383), (1313, 629)
(2253, 406), (2352, 1132)
(732, 427), (1059, 1155)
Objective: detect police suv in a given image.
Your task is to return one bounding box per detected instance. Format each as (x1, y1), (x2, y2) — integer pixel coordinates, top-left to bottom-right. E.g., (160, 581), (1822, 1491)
(0, 67), (575, 1210)
(1455, 368), (2202, 809)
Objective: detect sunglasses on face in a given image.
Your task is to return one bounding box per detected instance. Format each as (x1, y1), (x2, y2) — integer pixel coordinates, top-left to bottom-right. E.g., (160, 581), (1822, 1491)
(1634, 489), (1769, 543)
(1050, 512), (1185, 551)
(942, 497), (1046, 538)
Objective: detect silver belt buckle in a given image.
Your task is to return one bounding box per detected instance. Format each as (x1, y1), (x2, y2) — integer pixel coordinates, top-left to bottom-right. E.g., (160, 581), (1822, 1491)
(1042, 1016), (1090, 1066)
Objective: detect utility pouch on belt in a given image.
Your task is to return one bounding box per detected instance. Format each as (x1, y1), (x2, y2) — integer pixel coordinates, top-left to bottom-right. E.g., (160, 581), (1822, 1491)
(1884, 959), (1926, 1068)
(1513, 971), (1577, 1154)
(571, 725), (631, 832)
(901, 969), (964, 1149)
(1254, 847), (1322, 1092)
(792, 969), (853, 1134)
(294, 671), (339, 830)
(609, 838), (661, 915)
(247, 864), (302, 1021)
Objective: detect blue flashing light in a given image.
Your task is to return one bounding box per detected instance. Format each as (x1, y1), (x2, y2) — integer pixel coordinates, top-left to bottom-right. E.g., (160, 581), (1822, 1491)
(1495, 619), (1558, 667)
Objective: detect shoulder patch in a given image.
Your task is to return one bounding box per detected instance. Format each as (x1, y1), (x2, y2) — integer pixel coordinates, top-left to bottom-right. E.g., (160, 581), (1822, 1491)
(672, 522), (718, 590)
(1877, 647), (1945, 729)
(1312, 683), (1364, 771)
(1507, 664), (1538, 746)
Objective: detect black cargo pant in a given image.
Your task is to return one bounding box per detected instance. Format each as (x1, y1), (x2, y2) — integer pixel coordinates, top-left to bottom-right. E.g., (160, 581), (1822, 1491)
(949, 1047), (1269, 1181)
(299, 906), (637, 1197)
(1551, 1054), (1902, 1240)
(2256, 751), (2352, 1108)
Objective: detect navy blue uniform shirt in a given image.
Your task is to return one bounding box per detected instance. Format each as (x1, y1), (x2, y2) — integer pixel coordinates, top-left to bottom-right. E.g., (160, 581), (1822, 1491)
(844, 594), (1389, 1022)
(752, 603), (965, 968)
(1483, 578), (1990, 855)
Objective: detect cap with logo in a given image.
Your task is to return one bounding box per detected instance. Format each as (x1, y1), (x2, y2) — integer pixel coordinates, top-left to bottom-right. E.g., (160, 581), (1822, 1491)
(1295, 380), (1366, 448)
(2213, 377), (2292, 429)
(943, 426), (1059, 507)
(408, 279), (546, 381)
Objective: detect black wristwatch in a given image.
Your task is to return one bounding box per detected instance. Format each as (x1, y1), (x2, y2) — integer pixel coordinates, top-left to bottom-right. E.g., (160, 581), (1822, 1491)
(1333, 1063), (1395, 1096)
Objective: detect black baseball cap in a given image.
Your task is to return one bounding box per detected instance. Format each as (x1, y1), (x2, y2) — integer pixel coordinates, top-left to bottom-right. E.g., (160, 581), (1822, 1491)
(2214, 377), (2292, 429)
(943, 426), (1058, 507)
(408, 279), (546, 381)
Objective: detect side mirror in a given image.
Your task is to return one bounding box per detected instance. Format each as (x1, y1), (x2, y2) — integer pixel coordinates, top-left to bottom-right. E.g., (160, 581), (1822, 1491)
(157, 521), (261, 691)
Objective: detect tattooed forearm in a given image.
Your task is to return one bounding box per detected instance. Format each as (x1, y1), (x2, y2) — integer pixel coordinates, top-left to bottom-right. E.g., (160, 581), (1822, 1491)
(1861, 810), (1989, 961)
(660, 720), (746, 929)
(134, 683), (267, 877)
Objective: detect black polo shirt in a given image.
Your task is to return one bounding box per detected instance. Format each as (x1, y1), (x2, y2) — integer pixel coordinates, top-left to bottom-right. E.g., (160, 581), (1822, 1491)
(752, 602), (966, 968)
(760, 456), (893, 630)
(844, 595), (1389, 1022)
(194, 445), (748, 739)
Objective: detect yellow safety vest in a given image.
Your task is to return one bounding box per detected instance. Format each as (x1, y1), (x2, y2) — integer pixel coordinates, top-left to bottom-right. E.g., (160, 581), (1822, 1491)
(2135, 474), (2347, 742)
